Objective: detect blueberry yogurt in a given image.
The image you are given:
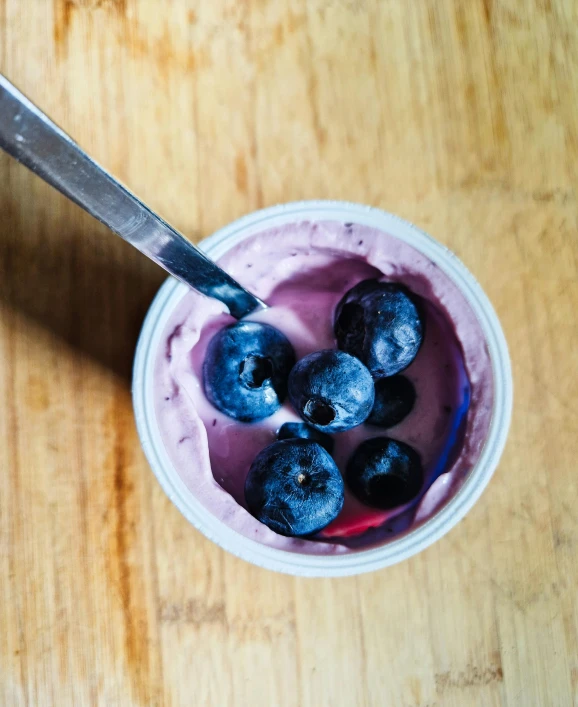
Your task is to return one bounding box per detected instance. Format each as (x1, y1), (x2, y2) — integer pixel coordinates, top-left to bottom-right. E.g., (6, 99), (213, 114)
(154, 221), (494, 554)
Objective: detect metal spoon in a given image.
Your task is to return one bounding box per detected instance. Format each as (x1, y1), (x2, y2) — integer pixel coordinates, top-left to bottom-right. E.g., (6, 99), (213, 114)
(0, 74), (266, 319)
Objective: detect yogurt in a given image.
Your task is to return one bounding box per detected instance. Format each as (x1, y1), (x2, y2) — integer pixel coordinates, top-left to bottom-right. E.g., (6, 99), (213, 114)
(153, 220), (494, 554)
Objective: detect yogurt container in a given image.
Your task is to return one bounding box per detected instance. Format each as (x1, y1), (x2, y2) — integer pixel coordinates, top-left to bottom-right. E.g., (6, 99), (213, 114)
(132, 201), (512, 576)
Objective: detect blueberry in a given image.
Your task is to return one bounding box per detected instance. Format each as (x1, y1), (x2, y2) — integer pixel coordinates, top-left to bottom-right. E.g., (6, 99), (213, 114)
(288, 349), (375, 433)
(367, 375), (416, 427)
(203, 321), (296, 422)
(277, 422), (334, 454)
(244, 439), (344, 536)
(346, 437), (423, 509)
(334, 279), (424, 377)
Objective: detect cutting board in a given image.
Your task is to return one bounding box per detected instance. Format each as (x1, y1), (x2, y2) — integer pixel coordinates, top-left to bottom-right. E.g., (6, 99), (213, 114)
(0, 1), (577, 705)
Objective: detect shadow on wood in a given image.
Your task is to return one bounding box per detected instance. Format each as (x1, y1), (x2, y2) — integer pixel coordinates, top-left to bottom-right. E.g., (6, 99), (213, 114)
(0, 160), (167, 383)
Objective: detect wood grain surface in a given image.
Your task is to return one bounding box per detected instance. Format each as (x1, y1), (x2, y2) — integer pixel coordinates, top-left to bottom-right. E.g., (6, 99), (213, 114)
(0, 1), (577, 705)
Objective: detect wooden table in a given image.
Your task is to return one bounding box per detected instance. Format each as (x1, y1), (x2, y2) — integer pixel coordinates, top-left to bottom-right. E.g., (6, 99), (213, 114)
(1, 1), (577, 705)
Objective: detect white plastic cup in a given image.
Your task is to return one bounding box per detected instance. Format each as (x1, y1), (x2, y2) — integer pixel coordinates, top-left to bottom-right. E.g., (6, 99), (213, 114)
(132, 201), (513, 577)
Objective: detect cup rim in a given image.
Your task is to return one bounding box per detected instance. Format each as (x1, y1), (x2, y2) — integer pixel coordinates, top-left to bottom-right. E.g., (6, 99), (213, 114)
(132, 200), (513, 577)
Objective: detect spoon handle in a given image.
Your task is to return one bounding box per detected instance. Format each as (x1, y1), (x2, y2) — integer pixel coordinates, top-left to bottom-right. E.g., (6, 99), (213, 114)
(0, 74), (265, 319)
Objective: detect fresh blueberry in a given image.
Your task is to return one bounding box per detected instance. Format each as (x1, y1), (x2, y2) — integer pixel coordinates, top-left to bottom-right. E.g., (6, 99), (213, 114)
(277, 422), (334, 454)
(203, 321), (296, 422)
(334, 279), (424, 377)
(346, 437), (423, 509)
(244, 439), (344, 536)
(367, 375), (416, 428)
(288, 349), (375, 433)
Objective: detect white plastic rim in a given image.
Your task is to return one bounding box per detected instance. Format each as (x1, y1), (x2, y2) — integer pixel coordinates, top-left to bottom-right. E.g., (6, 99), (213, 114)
(133, 201), (513, 577)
